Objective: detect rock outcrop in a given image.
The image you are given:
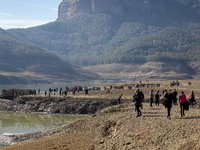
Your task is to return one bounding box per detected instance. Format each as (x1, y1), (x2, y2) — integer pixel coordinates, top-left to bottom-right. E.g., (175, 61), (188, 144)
(58, 0), (151, 19)
(0, 97), (122, 114)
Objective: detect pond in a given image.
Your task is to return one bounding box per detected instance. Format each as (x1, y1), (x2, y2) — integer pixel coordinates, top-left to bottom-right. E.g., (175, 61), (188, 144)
(0, 112), (86, 135)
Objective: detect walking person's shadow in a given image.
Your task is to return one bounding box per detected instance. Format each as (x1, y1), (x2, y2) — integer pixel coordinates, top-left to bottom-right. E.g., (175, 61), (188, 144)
(182, 116), (200, 119)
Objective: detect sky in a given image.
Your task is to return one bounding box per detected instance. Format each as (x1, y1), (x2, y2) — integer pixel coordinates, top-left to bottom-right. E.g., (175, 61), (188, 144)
(0, 0), (62, 29)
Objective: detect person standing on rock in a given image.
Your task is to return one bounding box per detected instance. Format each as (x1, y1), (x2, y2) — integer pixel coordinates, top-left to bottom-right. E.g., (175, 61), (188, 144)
(118, 94), (122, 104)
(134, 89), (142, 117)
(164, 89), (173, 119)
(178, 91), (187, 118)
(149, 89), (154, 107)
(45, 91), (47, 97)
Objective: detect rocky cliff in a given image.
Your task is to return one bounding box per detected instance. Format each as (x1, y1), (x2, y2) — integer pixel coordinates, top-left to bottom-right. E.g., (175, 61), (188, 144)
(58, 0), (199, 19)
(58, 0), (151, 19)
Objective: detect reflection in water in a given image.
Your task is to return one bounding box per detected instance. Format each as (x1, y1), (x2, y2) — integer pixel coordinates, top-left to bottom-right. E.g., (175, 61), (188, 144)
(0, 112), (86, 135)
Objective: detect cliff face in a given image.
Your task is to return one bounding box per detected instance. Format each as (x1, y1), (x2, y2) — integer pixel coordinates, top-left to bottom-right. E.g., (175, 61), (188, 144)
(58, 0), (93, 19)
(58, 0), (151, 19)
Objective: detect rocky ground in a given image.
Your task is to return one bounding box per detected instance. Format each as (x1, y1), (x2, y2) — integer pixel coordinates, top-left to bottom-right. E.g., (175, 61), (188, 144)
(0, 97), (120, 115)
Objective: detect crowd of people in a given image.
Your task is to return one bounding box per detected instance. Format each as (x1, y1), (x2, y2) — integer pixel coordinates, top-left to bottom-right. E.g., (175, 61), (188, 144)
(119, 89), (197, 119)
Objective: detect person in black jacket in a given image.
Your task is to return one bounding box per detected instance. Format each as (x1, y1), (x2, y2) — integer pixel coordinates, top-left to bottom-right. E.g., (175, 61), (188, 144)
(133, 89), (142, 118)
(164, 89), (173, 119)
(173, 89), (178, 105)
(118, 94), (122, 104)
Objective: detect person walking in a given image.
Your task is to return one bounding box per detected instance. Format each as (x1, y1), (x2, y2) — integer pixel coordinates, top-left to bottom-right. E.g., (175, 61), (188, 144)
(178, 91), (187, 118)
(189, 91), (197, 106)
(173, 89), (178, 105)
(133, 90), (138, 113)
(164, 89), (173, 119)
(155, 90), (161, 107)
(133, 90), (142, 117)
(149, 89), (154, 107)
(118, 94), (122, 104)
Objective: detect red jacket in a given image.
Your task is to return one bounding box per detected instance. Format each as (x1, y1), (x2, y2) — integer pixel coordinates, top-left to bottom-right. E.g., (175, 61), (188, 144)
(178, 94), (186, 103)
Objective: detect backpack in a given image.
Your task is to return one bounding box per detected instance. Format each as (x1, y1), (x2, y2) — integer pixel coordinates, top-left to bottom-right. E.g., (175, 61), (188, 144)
(155, 93), (159, 100)
(184, 100), (190, 111)
(163, 93), (168, 107)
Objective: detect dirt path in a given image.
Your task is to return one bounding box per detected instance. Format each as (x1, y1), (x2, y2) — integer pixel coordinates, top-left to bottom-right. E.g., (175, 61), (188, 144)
(2, 102), (200, 150)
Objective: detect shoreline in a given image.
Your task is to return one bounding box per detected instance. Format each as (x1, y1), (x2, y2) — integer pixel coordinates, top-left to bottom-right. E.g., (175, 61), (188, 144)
(0, 96), (121, 148)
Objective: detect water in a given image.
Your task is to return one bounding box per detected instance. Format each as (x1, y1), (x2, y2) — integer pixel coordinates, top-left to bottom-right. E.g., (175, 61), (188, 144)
(0, 112), (86, 135)
(0, 82), (100, 95)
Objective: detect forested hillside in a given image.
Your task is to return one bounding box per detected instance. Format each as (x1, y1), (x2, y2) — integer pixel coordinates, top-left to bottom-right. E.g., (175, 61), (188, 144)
(0, 28), (98, 84)
(7, 0), (200, 66)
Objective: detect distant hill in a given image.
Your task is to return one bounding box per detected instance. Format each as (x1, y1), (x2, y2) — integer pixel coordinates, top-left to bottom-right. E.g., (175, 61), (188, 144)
(0, 28), (98, 84)
(7, 0), (200, 67)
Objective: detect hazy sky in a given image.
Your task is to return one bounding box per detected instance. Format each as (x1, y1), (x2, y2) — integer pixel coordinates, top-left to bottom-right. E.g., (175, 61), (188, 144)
(0, 0), (62, 29)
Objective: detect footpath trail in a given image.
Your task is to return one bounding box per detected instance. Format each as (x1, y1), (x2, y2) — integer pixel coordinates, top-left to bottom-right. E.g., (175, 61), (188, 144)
(2, 102), (200, 150)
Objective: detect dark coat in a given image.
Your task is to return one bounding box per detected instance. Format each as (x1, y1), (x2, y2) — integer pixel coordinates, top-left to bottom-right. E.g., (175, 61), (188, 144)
(133, 92), (141, 106)
(164, 93), (173, 108)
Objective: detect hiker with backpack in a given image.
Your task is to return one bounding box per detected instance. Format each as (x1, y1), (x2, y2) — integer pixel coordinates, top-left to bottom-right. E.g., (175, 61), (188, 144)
(164, 89), (173, 119)
(189, 91), (197, 106)
(178, 91), (187, 118)
(155, 90), (161, 107)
